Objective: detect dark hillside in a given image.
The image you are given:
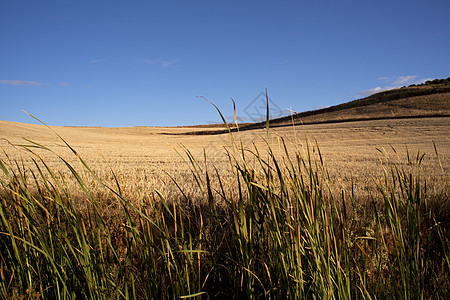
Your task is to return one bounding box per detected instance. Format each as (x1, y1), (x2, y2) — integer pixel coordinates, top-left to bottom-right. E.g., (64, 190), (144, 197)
(267, 85), (450, 126)
(178, 82), (449, 135)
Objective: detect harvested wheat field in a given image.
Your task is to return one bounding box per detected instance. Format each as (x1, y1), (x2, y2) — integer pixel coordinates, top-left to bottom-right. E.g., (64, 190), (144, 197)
(1, 86), (449, 299)
(1, 116), (448, 200)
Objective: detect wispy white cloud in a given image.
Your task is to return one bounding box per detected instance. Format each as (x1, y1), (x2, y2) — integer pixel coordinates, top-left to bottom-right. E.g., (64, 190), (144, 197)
(58, 82), (70, 87)
(358, 75), (433, 98)
(392, 75), (418, 85)
(0, 79), (42, 86)
(357, 86), (390, 98)
(377, 75), (432, 86)
(89, 59), (104, 64)
(142, 58), (181, 68)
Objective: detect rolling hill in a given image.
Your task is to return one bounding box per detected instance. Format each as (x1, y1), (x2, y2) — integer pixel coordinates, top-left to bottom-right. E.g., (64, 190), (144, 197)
(182, 82), (450, 135)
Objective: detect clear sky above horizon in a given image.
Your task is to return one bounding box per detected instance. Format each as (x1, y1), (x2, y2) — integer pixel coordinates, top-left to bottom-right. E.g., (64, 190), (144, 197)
(1, 0), (449, 127)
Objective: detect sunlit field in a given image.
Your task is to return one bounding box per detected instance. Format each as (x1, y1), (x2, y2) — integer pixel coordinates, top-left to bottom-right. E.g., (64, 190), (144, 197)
(1, 117), (448, 199)
(0, 115), (448, 298)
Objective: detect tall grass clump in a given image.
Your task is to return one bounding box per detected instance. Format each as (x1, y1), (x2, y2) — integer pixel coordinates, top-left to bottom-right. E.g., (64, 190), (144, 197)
(370, 147), (449, 298)
(0, 105), (448, 299)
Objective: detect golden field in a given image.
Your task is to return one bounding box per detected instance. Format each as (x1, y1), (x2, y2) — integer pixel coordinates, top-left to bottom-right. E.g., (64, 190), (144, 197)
(1, 116), (448, 203)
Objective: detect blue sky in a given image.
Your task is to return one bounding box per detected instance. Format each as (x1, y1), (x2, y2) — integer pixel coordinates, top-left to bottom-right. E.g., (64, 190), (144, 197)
(1, 0), (449, 127)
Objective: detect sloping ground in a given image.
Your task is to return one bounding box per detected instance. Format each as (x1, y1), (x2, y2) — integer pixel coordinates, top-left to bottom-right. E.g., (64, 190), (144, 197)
(181, 85), (450, 135)
(282, 91), (450, 125)
(271, 85), (450, 126)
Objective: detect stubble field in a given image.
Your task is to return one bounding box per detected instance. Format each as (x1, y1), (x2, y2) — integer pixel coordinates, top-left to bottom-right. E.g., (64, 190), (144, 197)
(1, 117), (448, 201)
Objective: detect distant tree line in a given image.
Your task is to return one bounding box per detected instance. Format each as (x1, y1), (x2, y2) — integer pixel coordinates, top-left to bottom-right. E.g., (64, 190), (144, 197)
(408, 77), (450, 87)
